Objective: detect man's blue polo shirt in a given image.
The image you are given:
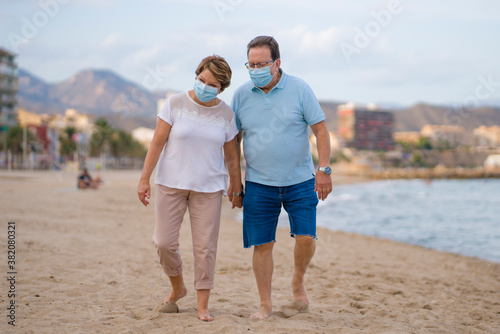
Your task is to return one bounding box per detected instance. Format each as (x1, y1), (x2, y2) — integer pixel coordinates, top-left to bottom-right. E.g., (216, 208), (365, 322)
(231, 71), (325, 187)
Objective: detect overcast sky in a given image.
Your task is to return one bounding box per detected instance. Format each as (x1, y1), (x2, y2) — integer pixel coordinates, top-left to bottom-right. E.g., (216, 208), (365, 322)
(2, 0), (500, 106)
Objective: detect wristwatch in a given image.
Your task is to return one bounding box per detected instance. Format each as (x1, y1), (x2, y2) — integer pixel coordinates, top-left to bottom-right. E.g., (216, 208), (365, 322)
(318, 166), (332, 175)
(233, 184), (244, 197)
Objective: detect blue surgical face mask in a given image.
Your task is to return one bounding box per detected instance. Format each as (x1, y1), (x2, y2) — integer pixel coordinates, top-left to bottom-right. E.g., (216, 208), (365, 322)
(193, 79), (219, 102)
(249, 63), (276, 87)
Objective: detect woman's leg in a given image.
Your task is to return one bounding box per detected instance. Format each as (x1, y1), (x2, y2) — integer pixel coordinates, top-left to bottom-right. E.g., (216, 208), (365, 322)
(187, 190), (223, 321)
(154, 185), (189, 303)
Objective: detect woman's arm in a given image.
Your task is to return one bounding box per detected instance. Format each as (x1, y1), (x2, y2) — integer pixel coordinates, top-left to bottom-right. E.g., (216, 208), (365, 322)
(137, 118), (172, 206)
(223, 136), (243, 208)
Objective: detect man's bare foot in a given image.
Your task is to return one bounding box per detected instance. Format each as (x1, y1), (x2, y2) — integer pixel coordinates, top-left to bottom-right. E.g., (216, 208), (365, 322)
(164, 285), (188, 303)
(277, 300), (310, 318)
(250, 304), (273, 319)
(197, 308), (213, 322)
(291, 275), (309, 304)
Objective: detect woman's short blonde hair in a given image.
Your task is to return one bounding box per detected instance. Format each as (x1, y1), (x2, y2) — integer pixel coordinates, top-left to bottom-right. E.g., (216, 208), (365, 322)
(195, 55), (232, 93)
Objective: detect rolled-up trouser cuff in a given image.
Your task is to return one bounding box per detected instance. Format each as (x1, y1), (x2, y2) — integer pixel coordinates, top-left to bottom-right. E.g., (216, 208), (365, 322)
(195, 280), (214, 290)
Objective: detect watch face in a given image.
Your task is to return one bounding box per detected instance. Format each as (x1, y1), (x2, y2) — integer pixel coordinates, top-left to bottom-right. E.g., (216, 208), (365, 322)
(324, 167), (332, 175)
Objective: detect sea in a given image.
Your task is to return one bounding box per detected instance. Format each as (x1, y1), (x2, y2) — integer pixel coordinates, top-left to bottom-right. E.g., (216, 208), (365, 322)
(278, 178), (500, 263)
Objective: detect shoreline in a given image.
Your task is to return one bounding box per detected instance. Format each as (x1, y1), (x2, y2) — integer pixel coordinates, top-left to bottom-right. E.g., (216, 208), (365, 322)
(368, 167), (500, 180)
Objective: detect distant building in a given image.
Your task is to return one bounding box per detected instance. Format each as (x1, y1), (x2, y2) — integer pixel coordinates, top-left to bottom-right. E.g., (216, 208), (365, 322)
(420, 124), (467, 147)
(46, 108), (94, 134)
(17, 108), (94, 160)
(18, 108), (43, 127)
(309, 131), (340, 161)
(473, 125), (500, 149)
(132, 127), (155, 149)
(337, 103), (395, 151)
(157, 91), (179, 115)
(393, 131), (421, 144)
(484, 154), (500, 171)
(18, 109), (52, 154)
(0, 48), (18, 130)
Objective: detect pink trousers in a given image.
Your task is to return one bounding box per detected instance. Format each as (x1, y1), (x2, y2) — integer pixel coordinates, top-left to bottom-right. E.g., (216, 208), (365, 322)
(154, 184), (222, 290)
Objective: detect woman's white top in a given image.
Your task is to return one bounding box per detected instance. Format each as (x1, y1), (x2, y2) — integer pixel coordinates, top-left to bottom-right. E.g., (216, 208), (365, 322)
(155, 92), (238, 195)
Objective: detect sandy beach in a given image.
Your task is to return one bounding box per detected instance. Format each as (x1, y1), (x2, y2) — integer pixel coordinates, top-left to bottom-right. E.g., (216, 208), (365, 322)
(1, 170), (499, 334)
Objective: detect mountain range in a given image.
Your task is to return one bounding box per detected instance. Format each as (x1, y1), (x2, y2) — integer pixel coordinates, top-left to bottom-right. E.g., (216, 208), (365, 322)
(17, 68), (171, 130)
(17, 68), (500, 132)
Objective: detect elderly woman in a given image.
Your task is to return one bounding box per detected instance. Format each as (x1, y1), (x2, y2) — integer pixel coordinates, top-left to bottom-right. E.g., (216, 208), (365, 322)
(137, 55), (242, 322)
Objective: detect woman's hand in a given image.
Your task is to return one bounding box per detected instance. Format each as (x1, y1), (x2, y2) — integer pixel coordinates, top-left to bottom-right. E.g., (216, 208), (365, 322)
(231, 195), (243, 209)
(137, 179), (151, 206)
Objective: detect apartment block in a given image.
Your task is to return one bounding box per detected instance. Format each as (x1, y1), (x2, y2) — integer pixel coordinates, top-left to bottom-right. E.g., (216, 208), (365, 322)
(337, 103), (395, 151)
(420, 124), (467, 147)
(0, 48), (18, 130)
(474, 125), (500, 148)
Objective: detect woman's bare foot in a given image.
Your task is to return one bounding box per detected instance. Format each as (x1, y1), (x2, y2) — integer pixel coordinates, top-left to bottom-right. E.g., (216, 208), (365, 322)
(164, 274), (188, 303)
(197, 308), (213, 322)
(250, 304), (273, 319)
(163, 285), (188, 303)
(196, 289), (213, 321)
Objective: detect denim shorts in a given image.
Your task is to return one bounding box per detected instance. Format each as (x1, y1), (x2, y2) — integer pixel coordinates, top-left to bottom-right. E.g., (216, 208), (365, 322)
(242, 178), (319, 248)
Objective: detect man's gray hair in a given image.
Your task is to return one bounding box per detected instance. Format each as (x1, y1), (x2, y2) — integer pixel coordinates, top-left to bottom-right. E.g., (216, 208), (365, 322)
(247, 36), (280, 60)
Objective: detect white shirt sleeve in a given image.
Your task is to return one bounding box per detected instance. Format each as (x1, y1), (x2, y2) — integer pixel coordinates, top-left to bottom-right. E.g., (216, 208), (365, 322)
(158, 98), (173, 125)
(226, 113), (239, 142)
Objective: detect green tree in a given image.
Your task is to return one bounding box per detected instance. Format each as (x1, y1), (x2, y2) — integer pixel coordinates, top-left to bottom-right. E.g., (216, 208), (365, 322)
(396, 141), (414, 153)
(111, 129), (146, 157)
(411, 153), (423, 166)
(416, 137), (433, 150)
(90, 118), (114, 156)
(89, 118), (146, 157)
(59, 126), (77, 157)
(7, 125), (36, 154)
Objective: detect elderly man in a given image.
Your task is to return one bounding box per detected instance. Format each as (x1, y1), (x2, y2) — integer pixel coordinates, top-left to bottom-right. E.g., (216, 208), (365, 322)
(230, 35), (333, 319)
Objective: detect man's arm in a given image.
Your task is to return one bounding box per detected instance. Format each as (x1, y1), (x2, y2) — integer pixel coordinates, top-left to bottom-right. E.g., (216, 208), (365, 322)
(311, 120), (332, 201)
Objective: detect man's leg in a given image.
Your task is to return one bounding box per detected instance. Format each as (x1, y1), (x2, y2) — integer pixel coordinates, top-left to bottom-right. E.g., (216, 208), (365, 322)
(251, 241), (275, 319)
(292, 235), (315, 303)
(281, 178), (318, 316)
(243, 181), (281, 319)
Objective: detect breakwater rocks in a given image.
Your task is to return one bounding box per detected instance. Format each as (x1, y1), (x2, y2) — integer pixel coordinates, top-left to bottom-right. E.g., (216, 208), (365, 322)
(368, 168), (500, 180)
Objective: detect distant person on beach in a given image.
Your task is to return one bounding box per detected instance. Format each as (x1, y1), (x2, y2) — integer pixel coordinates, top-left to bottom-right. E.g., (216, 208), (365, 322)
(230, 36), (333, 319)
(137, 55), (242, 322)
(77, 168), (100, 189)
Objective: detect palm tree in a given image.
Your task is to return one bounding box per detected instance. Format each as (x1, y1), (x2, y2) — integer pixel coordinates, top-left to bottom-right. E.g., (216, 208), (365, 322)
(89, 118), (114, 157)
(59, 126), (77, 159)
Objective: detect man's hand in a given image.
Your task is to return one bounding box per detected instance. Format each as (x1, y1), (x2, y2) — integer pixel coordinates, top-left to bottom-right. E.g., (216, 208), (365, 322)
(315, 171), (332, 201)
